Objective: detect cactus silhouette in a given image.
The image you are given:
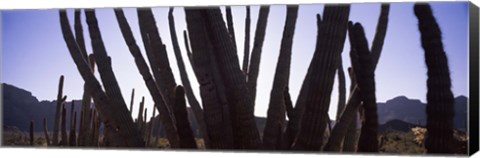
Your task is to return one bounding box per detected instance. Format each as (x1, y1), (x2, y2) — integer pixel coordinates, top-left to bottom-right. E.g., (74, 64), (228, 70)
(60, 10), (144, 147)
(114, 8), (180, 147)
(414, 3), (455, 154)
(247, 6), (270, 103)
(43, 117), (51, 146)
(168, 7), (210, 148)
(262, 5), (298, 150)
(292, 5), (350, 151)
(242, 6), (251, 74)
(172, 86), (197, 148)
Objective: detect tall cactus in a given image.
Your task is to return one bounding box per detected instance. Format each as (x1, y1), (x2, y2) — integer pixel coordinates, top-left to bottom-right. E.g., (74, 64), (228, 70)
(184, 8), (234, 149)
(59, 10), (144, 147)
(69, 112), (77, 146)
(414, 3), (455, 153)
(324, 4), (389, 152)
(168, 7), (210, 148)
(349, 23), (378, 153)
(292, 5), (350, 151)
(336, 57), (346, 121)
(247, 6), (270, 103)
(242, 6), (251, 74)
(43, 117), (50, 146)
(114, 8), (179, 148)
(60, 104), (68, 146)
(130, 88), (135, 114)
(137, 97), (145, 130)
(342, 67), (359, 152)
(172, 86), (197, 148)
(53, 75), (65, 146)
(262, 5), (298, 150)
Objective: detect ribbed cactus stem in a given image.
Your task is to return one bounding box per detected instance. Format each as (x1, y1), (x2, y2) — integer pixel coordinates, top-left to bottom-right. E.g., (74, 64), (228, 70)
(173, 86), (197, 148)
(60, 104), (68, 146)
(74, 9), (88, 63)
(242, 6), (251, 74)
(130, 88), (135, 114)
(53, 75), (65, 146)
(43, 117), (50, 146)
(203, 8), (263, 149)
(414, 3), (455, 153)
(30, 120), (34, 146)
(226, 6), (237, 52)
(349, 23), (378, 153)
(138, 96), (145, 130)
(168, 7), (210, 148)
(336, 57), (346, 120)
(247, 6), (270, 103)
(69, 112), (77, 146)
(293, 5), (350, 151)
(184, 8), (234, 149)
(262, 5), (298, 150)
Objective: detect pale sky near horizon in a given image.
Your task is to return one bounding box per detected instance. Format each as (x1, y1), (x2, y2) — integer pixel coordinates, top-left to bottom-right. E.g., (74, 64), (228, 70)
(1, 2), (469, 120)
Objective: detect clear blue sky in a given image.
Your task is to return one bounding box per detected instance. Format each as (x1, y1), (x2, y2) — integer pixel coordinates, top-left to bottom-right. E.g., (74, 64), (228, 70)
(1, 2), (469, 120)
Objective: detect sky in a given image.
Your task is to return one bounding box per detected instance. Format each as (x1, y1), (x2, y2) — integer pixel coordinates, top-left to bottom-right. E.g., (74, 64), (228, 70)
(1, 2), (469, 120)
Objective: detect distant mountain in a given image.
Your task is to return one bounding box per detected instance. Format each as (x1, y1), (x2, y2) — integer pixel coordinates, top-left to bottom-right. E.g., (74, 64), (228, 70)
(377, 95), (468, 131)
(378, 119), (423, 133)
(2, 83), (83, 132)
(2, 83), (469, 134)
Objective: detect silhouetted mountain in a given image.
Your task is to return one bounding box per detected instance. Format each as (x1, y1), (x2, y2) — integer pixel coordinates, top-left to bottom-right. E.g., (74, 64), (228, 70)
(2, 83), (468, 135)
(2, 83), (84, 132)
(377, 95), (468, 131)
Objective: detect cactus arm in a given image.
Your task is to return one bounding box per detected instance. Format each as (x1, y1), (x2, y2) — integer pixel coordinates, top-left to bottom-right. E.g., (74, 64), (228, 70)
(242, 6), (251, 74)
(129, 88), (135, 114)
(113, 9), (179, 147)
(292, 5), (350, 151)
(262, 5), (298, 150)
(52, 75), (64, 146)
(371, 4), (390, 70)
(168, 8), (210, 148)
(59, 10), (144, 147)
(43, 117), (51, 146)
(172, 86), (198, 148)
(69, 112), (77, 146)
(226, 6), (237, 52)
(246, 6), (270, 103)
(184, 8), (235, 149)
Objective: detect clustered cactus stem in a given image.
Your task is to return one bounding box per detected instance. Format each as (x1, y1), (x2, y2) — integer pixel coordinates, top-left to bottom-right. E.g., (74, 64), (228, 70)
(60, 10), (145, 147)
(242, 6), (251, 74)
(53, 75), (66, 146)
(414, 3), (455, 154)
(168, 7), (210, 148)
(172, 86), (197, 148)
(292, 5), (350, 151)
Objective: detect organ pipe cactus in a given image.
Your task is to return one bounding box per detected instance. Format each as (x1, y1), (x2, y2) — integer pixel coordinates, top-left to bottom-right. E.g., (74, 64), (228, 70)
(43, 117), (51, 146)
(226, 6), (237, 52)
(172, 86), (197, 148)
(53, 75), (66, 146)
(137, 8), (178, 112)
(247, 6), (270, 103)
(242, 6), (251, 74)
(69, 112), (77, 146)
(184, 8), (234, 149)
(130, 88), (135, 114)
(60, 104), (68, 146)
(114, 8), (179, 148)
(262, 5), (298, 150)
(349, 23), (378, 153)
(168, 7), (210, 148)
(292, 5), (350, 151)
(204, 8), (263, 149)
(59, 10), (145, 147)
(284, 14), (322, 149)
(324, 4), (389, 152)
(414, 3), (455, 153)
